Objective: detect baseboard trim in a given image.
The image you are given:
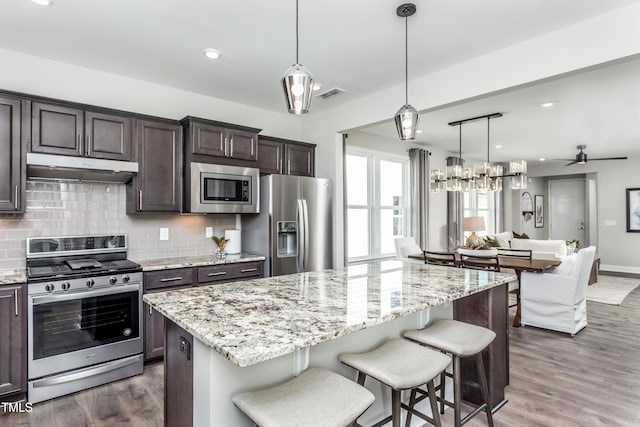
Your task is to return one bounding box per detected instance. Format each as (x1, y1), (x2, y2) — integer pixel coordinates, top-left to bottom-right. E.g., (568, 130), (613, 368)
(599, 264), (640, 277)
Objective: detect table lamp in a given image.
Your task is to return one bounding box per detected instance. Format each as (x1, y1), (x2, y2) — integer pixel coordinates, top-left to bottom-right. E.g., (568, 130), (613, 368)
(463, 216), (485, 248)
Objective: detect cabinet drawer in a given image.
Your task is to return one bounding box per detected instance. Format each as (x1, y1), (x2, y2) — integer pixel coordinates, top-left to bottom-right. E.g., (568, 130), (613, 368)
(144, 268), (194, 291)
(197, 261), (263, 284)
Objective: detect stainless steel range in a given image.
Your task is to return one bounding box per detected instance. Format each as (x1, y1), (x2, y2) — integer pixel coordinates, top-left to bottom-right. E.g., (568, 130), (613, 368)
(26, 235), (143, 404)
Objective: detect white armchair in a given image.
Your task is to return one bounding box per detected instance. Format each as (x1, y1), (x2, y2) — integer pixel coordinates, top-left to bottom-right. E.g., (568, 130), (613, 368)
(520, 246), (596, 335)
(393, 237), (424, 264)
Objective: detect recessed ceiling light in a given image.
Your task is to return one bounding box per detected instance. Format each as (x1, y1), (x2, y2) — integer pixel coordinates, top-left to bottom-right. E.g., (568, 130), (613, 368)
(203, 48), (221, 60)
(416, 130), (423, 134)
(540, 102), (555, 108)
(495, 145), (502, 149)
(32, 0), (52, 5)
(539, 157), (546, 161)
(312, 83), (322, 92)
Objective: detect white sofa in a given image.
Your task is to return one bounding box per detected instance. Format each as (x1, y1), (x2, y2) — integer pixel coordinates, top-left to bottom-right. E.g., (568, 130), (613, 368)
(519, 246), (596, 335)
(509, 238), (567, 260)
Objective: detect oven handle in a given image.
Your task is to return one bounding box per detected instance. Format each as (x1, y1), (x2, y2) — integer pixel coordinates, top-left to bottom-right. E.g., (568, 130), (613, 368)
(30, 284), (141, 305)
(31, 354), (143, 388)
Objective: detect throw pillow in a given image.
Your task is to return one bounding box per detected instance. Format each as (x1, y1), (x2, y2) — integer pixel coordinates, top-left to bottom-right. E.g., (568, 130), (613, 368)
(513, 231), (530, 239)
(485, 237), (501, 247)
(493, 231), (513, 248)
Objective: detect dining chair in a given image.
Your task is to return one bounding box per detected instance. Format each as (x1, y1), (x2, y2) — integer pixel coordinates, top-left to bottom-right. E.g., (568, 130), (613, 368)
(459, 254), (501, 272)
(497, 248), (532, 259)
(423, 250), (458, 267)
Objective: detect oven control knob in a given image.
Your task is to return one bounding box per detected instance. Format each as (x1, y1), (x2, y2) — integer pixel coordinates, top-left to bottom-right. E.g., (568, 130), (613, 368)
(45, 284), (55, 292)
(86, 279), (95, 288)
(109, 276), (118, 285)
(122, 275), (130, 283)
(61, 282), (70, 291)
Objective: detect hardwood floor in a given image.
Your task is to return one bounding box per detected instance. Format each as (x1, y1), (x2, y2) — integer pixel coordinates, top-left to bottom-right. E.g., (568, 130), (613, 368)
(2, 275), (639, 426)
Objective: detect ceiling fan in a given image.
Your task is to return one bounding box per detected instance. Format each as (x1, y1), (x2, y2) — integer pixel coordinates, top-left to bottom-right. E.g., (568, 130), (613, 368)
(555, 145), (628, 166)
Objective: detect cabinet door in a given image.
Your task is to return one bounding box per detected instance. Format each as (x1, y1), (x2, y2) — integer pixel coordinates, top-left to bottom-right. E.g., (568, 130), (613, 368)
(31, 102), (83, 156)
(134, 120), (182, 212)
(257, 138), (284, 174)
(0, 97), (23, 212)
(85, 111), (132, 161)
(190, 122), (226, 157)
(227, 128), (258, 161)
(285, 143), (315, 177)
(144, 302), (165, 361)
(0, 284), (26, 397)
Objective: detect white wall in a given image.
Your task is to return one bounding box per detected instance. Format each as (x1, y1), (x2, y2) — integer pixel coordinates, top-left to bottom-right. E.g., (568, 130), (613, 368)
(302, 2), (640, 268)
(529, 157), (640, 273)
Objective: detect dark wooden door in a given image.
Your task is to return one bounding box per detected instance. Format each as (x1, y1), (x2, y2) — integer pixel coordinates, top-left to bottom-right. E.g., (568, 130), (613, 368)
(144, 303), (165, 361)
(190, 122), (226, 157)
(133, 120), (182, 212)
(31, 102), (83, 156)
(0, 284), (26, 397)
(257, 138), (284, 174)
(227, 128), (258, 161)
(0, 96), (23, 212)
(85, 111), (132, 161)
(286, 143), (315, 176)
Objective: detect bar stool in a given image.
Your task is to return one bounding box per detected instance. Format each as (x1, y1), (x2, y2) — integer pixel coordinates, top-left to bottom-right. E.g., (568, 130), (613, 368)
(404, 319), (496, 427)
(339, 338), (450, 427)
(232, 366), (374, 427)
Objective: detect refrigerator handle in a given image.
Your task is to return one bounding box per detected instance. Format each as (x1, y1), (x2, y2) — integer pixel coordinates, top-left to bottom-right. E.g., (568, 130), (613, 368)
(302, 199), (310, 270)
(297, 199), (305, 272)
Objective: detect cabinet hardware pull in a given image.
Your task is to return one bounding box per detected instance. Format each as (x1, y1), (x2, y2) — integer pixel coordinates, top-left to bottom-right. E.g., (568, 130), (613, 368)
(149, 304), (153, 315)
(77, 134), (81, 153)
(87, 134), (91, 156)
(14, 185), (18, 210)
(207, 271), (227, 277)
(139, 190), (142, 210)
(241, 268), (258, 273)
(14, 288), (19, 316)
(160, 277), (183, 282)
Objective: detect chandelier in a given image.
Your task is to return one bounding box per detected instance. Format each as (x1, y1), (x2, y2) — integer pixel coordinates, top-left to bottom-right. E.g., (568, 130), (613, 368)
(430, 113), (527, 193)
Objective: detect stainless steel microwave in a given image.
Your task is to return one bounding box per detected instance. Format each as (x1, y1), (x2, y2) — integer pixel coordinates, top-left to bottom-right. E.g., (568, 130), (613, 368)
(189, 163), (260, 213)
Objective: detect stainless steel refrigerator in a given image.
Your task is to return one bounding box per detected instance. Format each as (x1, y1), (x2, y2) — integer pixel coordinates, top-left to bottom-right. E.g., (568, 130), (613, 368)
(242, 174), (333, 276)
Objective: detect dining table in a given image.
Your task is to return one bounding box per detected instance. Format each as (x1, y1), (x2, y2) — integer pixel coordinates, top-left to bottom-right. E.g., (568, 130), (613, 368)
(408, 253), (562, 327)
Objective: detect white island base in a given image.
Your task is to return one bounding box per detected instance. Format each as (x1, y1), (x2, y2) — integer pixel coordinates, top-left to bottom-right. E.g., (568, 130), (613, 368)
(191, 304), (452, 427)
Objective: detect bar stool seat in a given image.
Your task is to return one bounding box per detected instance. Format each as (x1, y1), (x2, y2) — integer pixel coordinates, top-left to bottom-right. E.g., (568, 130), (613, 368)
(404, 319), (496, 427)
(232, 367), (374, 427)
(339, 338), (450, 427)
(404, 319), (495, 357)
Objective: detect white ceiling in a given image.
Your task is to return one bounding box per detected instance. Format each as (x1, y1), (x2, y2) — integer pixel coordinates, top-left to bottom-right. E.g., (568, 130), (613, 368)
(0, 0), (638, 115)
(358, 56), (640, 163)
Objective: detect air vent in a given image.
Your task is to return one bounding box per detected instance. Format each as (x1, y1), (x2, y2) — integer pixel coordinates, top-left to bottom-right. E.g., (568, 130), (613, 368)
(316, 87), (346, 99)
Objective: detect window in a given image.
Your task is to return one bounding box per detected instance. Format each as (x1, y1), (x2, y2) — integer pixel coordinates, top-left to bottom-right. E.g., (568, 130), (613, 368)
(346, 149), (408, 262)
(463, 191), (497, 237)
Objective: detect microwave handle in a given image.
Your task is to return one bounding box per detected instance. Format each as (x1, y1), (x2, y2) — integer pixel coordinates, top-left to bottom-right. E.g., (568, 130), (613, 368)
(297, 199), (304, 273)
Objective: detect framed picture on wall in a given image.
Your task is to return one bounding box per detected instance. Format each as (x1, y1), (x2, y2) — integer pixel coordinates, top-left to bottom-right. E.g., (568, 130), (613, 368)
(534, 195), (544, 228)
(626, 188), (640, 232)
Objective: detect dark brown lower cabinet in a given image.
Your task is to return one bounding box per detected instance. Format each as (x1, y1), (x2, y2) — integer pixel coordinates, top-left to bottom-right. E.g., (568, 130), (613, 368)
(144, 303), (165, 361)
(453, 283), (508, 409)
(165, 319), (193, 427)
(0, 284), (27, 399)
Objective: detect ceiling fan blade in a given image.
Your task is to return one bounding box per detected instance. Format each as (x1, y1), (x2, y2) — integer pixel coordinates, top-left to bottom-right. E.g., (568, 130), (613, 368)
(564, 161), (578, 166)
(587, 156), (628, 161)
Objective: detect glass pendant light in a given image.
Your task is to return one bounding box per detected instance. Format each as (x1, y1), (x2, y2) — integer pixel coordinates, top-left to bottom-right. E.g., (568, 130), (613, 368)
(282, 0), (314, 114)
(394, 3), (419, 140)
(509, 160), (528, 189)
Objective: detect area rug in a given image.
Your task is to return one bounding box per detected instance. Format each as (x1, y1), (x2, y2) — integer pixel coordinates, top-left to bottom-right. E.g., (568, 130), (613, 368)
(586, 281), (639, 305)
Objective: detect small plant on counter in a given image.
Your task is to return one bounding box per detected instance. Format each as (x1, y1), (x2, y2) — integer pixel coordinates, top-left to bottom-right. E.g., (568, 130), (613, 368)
(212, 236), (230, 248)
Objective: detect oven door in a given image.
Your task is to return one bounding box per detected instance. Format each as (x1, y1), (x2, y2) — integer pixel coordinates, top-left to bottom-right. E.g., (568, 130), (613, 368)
(28, 283), (143, 380)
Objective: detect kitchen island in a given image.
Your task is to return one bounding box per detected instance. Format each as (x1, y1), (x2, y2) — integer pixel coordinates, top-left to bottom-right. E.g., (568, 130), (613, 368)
(143, 260), (515, 427)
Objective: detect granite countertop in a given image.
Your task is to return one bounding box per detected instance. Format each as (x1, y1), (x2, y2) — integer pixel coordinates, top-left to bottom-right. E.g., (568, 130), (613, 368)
(134, 253), (266, 271)
(0, 269), (27, 286)
(144, 260), (516, 367)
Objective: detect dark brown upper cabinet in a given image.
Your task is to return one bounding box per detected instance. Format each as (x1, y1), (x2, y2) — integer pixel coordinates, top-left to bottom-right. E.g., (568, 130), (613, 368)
(0, 96), (26, 213)
(127, 119), (182, 213)
(181, 117), (261, 167)
(31, 101), (132, 161)
(258, 135), (315, 177)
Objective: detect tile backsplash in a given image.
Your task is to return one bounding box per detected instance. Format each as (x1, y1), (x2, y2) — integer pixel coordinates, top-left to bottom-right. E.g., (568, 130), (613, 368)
(0, 180), (236, 273)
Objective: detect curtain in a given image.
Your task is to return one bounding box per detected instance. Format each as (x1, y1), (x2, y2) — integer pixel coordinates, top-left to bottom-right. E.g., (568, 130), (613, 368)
(408, 148), (429, 249)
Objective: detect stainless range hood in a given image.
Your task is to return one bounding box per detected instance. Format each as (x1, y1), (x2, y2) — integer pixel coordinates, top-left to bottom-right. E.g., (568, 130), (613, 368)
(27, 153), (138, 183)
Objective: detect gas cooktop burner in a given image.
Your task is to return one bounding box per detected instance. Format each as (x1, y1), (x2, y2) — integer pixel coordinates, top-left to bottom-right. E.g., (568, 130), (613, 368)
(27, 259), (141, 281)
